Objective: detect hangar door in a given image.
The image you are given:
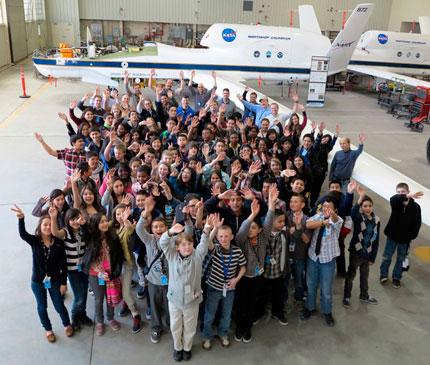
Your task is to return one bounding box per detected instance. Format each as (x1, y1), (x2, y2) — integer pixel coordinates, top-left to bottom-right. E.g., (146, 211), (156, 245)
(5, 0), (28, 62)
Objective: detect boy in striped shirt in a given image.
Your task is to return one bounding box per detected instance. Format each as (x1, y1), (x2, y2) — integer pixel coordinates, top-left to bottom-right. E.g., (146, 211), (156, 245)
(202, 215), (246, 350)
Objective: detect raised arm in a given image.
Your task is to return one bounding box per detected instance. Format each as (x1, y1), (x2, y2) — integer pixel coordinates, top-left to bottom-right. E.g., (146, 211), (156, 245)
(103, 130), (116, 162)
(34, 133), (58, 158)
(71, 170), (82, 209)
(11, 205), (35, 246)
(261, 184), (277, 240)
(160, 223), (184, 260)
(235, 198), (260, 248)
(32, 196), (49, 217)
(49, 206), (66, 240)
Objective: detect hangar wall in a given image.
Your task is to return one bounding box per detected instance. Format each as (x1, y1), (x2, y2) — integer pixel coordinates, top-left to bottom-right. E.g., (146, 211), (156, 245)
(77, 0), (392, 30)
(388, 0), (430, 31)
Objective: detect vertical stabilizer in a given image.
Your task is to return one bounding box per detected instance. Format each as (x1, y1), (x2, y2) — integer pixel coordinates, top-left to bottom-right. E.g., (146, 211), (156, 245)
(327, 3), (374, 75)
(299, 5), (321, 34)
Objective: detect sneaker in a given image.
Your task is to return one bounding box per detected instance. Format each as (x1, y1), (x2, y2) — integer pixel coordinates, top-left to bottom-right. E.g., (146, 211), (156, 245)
(131, 280), (138, 288)
(392, 279), (401, 289)
(136, 287), (146, 299)
(80, 314), (93, 326)
(71, 316), (81, 331)
(220, 336), (230, 347)
(242, 329), (252, 343)
(300, 308), (315, 321)
(119, 303), (131, 317)
(46, 331), (56, 343)
(96, 322), (104, 336)
(64, 325), (74, 337)
(146, 306), (152, 320)
(202, 339), (212, 350)
(173, 350), (183, 362)
(182, 350), (192, 361)
(108, 319), (121, 331)
(132, 315), (142, 334)
(342, 298), (351, 308)
(380, 277), (388, 285)
(234, 329), (243, 342)
(88, 288), (94, 296)
(151, 330), (161, 344)
(360, 296), (378, 305)
(273, 313), (288, 326)
(324, 313), (335, 327)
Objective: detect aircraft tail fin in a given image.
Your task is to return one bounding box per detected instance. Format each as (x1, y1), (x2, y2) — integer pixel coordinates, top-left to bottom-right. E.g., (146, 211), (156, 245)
(299, 5), (321, 34)
(326, 3), (374, 75)
(419, 16), (430, 35)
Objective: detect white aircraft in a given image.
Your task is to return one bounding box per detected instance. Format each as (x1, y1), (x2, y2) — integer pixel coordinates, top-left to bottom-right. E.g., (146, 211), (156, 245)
(32, 4), (373, 87)
(348, 16), (430, 88)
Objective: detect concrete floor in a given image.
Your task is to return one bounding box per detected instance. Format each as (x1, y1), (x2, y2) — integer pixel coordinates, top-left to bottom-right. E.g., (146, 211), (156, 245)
(0, 60), (429, 365)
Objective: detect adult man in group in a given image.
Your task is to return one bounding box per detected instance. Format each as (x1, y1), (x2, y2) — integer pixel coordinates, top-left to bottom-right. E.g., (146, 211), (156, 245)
(218, 88), (237, 116)
(186, 70), (217, 111)
(237, 90), (271, 128)
(329, 133), (366, 191)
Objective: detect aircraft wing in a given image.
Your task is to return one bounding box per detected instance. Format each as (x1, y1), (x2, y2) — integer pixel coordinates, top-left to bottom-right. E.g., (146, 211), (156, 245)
(347, 64), (430, 88)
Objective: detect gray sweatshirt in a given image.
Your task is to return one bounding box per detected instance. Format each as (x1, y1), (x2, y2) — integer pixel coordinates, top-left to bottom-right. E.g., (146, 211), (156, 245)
(136, 217), (169, 286)
(235, 209), (274, 278)
(159, 230), (209, 310)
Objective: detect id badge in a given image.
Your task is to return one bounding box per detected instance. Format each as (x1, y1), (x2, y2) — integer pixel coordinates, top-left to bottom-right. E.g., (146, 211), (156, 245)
(165, 205), (173, 215)
(160, 274), (168, 285)
(265, 255), (271, 265)
(289, 243), (295, 252)
(270, 257), (277, 266)
(255, 266), (264, 276)
(98, 272), (105, 286)
(185, 285), (191, 294)
(43, 276), (51, 289)
(222, 284), (227, 298)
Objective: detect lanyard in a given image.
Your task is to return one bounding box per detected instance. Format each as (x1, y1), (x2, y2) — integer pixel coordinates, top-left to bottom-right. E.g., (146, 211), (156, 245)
(43, 244), (52, 275)
(268, 233), (279, 255)
(249, 241), (261, 267)
(219, 247), (233, 281)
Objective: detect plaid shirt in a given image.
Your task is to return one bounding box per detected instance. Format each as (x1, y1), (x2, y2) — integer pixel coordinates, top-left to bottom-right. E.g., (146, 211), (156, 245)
(57, 148), (86, 177)
(308, 213), (343, 264)
(263, 231), (285, 279)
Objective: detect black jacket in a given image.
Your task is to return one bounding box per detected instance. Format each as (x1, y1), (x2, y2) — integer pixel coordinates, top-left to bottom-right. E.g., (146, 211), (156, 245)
(81, 226), (124, 279)
(18, 218), (68, 285)
(384, 194), (421, 243)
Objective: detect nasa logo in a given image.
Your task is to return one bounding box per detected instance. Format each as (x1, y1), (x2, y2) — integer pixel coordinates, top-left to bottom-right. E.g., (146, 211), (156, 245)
(222, 28), (236, 42)
(378, 33), (388, 45)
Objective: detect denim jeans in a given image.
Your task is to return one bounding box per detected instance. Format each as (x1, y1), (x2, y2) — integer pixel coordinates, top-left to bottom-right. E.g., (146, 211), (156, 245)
(31, 280), (70, 331)
(292, 259), (306, 301)
(67, 270), (89, 319)
(305, 257), (335, 314)
(380, 238), (409, 281)
(202, 285), (235, 340)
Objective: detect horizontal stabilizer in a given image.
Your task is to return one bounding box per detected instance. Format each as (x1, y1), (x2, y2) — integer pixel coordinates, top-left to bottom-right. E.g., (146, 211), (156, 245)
(81, 71), (118, 87)
(348, 65), (430, 88)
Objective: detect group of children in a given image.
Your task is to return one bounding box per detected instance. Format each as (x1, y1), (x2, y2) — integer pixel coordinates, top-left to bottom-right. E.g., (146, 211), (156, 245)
(12, 71), (423, 361)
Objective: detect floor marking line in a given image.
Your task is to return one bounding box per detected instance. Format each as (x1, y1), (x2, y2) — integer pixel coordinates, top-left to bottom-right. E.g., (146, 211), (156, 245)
(0, 82), (50, 130)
